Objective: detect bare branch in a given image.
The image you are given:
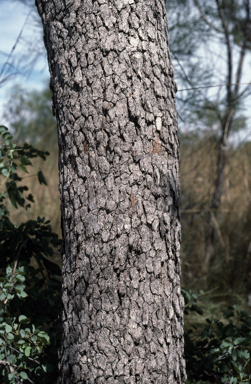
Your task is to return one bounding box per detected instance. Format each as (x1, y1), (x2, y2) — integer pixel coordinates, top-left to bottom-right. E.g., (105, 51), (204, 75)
(0, 10), (32, 87)
(234, 0), (251, 96)
(193, 0), (222, 33)
(215, 0), (233, 103)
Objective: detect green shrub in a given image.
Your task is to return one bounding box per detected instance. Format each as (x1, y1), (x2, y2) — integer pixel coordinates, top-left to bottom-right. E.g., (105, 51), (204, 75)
(183, 288), (251, 383)
(0, 125), (61, 383)
(2, 123), (251, 384)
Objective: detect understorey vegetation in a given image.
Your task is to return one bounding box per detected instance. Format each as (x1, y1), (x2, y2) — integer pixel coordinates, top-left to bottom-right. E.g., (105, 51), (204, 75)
(1, 127), (250, 383)
(0, 126), (61, 384)
(183, 288), (251, 383)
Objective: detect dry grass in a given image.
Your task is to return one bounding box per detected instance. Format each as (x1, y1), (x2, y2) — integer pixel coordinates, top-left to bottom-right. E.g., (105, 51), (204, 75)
(7, 133), (251, 299)
(180, 133), (251, 298)
(7, 152), (61, 236)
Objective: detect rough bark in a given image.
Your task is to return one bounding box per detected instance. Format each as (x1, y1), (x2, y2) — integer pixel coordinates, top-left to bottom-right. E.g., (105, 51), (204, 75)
(36, 0), (186, 382)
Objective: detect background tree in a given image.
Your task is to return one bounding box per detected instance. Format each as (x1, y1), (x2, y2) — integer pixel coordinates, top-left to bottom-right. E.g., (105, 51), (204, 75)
(195, 0), (251, 268)
(36, 0), (186, 383)
(3, 84), (57, 148)
(166, 0), (251, 286)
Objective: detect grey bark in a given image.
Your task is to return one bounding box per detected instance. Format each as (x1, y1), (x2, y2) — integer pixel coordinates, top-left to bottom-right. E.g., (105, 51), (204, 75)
(36, 0), (186, 383)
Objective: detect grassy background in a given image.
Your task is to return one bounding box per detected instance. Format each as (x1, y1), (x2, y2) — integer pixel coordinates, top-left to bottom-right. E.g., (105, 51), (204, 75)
(6, 127), (251, 317)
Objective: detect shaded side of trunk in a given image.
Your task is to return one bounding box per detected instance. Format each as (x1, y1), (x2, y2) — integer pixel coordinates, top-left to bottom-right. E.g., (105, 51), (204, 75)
(36, 0), (186, 383)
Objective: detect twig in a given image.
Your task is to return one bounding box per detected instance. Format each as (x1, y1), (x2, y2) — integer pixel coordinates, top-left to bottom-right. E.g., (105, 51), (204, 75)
(177, 82), (251, 92)
(3, 238), (29, 305)
(193, 0), (222, 33)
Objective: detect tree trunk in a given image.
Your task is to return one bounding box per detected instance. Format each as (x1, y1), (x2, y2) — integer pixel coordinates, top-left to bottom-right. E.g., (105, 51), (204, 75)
(205, 107), (234, 269)
(36, 0), (186, 383)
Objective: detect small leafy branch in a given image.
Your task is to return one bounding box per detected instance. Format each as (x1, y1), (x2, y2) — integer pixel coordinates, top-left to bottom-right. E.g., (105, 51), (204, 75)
(0, 125), (48, 214)
(0, 266), (52, 384)
(183, 288), (251, 384)
(0, 125), (61, 383)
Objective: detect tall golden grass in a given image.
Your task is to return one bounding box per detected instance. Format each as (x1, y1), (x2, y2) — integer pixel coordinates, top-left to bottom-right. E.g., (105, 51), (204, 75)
(180, 132), (251, 295)
(6, 132), (251, 298)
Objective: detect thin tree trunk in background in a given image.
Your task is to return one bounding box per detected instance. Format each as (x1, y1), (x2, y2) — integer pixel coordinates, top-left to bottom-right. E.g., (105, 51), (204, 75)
(204, 0), (249, 269)
(205, 107), (234, 269)
(36, 0), (186, 382)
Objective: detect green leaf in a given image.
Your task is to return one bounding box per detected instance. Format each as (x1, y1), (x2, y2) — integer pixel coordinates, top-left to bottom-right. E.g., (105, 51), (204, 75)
(190, 304), (203, 315)
(19, 163), (28, 173)
(42, 257), (61, 276)
(32, 335), (37, 343)
(18, 290), (27, 298)
(38, 170), (47, 185)
(15, 284), (26, 293)
(232, 349), (237, 361)
(25, 346), (31, 357)
(20, 329), (26, 338)
(20, 156), (32, 166)
(20, 371), (28, 380)
(0, 293), (7, 301)
(15, 274), (25, 283)
(4, 283), (13, 289)
(5, 324), (12, 333)
(1, 168), (9, 177)
(234, 337), (245, 345)
(37, 331), (50, 344)
(7, 190), (18, 208)
(8, 373), (16, 381)
(7, 354), (16, 364)
(216, 328), (222, 338)
(232, 361), (241, 373)
(18, 315), (30, 324)
(221, 340), (232, 348)
(6, 266), (12, 275)
(2, 131), (13, 140)
(223, 310), (234, 318)
(7, 333), (14, 340)
(0, 125), (9, 133)
(201, 329), (208, 338)
(242, 350), (250, 359)
(4, 133), (13, 141)
(241, 310), (250, 318)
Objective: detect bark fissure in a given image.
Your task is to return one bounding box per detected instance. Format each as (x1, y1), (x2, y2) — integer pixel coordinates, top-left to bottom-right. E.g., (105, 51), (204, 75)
(36, 0), (186, 382)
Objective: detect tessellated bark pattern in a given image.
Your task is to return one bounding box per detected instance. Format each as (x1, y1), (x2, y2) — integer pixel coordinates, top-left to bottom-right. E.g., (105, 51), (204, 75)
(36, 0), (186, 382)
